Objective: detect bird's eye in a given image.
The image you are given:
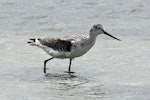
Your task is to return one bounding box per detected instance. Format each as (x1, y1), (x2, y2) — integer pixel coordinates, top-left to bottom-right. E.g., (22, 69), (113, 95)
(93, 24), (102, 29)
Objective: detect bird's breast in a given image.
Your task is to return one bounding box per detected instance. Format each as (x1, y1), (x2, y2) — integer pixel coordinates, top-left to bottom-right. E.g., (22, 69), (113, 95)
(70, 41), (95, 58)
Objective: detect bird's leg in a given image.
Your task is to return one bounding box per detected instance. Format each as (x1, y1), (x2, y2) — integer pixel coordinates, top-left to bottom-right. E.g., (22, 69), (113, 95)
(68, 58), (72, 72)
(44, 57), (54, 73)
(65, 58), (75, 74)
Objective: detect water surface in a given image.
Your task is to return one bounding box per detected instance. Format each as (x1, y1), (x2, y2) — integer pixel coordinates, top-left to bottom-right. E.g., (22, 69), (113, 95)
(0, 0), (150, 100)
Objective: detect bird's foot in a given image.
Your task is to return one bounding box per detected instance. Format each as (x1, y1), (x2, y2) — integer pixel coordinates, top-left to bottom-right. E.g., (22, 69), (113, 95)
(64, 71), (75, 74)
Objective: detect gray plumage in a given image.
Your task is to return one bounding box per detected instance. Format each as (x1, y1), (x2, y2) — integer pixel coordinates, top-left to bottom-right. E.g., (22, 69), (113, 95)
(27, 24), (121, 74)
(38, 38), (72, 52)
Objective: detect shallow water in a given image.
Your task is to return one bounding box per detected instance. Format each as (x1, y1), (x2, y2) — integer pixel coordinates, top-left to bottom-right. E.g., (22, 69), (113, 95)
(0, 0), (150, 100)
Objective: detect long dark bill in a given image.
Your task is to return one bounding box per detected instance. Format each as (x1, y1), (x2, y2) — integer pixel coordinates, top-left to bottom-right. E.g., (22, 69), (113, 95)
(102, 30), (121, 41)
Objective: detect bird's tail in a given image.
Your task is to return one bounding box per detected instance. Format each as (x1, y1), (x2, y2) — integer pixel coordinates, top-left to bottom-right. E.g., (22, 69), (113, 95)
(27, 38), (38, 46)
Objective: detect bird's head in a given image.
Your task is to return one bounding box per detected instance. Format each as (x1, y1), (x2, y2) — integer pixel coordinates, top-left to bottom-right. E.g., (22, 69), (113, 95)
(90, 24), (121, 41)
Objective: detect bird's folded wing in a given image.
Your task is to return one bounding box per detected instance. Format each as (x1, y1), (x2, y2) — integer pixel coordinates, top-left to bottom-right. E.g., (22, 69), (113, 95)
(38, 37), (72, 52)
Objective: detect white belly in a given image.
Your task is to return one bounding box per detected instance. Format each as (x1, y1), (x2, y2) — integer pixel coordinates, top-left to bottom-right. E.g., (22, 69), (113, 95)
(42, 46), (71, 58)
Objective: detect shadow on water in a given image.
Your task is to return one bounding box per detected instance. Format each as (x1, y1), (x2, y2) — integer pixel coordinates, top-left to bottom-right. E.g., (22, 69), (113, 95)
(43, 73), (105, 99)
(45, 73), (77, 79)
(43, 73), (106, 98)
(43, 73), (90, 90)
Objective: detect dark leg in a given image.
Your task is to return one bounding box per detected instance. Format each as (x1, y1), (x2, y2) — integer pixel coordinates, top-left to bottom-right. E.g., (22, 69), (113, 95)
(64, 58), (74, 73)
(68, 58), (72, 72)
(44, 57), (54, 73)
(67, 58), (74, 73)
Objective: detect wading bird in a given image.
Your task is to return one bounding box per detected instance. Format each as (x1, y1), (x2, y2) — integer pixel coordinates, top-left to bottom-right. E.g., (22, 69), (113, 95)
(27, 24), (121, 73)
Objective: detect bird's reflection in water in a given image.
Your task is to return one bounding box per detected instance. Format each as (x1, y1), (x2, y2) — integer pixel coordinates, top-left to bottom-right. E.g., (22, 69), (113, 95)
(44, 73), (89, 90)
(45, 73), (77, 80)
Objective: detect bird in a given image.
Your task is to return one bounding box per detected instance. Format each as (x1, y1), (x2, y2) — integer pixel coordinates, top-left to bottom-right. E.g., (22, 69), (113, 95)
(27, 24), (121, 74)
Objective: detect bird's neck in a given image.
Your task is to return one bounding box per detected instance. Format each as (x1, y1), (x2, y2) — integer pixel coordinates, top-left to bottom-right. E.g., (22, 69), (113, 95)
(88, 32), (98, 43)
